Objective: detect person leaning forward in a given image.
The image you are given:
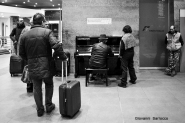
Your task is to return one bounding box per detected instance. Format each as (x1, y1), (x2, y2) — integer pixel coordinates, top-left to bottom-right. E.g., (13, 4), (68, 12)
(19, 13), (67, 117)
(88, 34), (114, 80)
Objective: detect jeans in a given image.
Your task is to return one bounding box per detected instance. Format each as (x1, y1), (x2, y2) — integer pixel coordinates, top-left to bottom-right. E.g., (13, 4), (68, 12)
(120, 51), (137, 85)
(32, 77), (54, 112)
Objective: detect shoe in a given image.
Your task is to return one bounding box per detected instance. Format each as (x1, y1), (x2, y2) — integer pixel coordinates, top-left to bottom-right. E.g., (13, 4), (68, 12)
(171, 70), (176, 77)
(46, 103), (55, 113)
(129, 80), (136, 84)
(89, 73), (95, 82)
(118, 83), (127, 88)
(37, 109), (45, 117)
(27, 83), (33, 93)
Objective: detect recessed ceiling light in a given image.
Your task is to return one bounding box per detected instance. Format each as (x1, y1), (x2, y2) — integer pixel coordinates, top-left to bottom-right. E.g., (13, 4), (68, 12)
(50, 0), (52, 1)
(15, 5), (18, 6)
(34, 5), (36, 7)
(23, 2), (25, 4)
(52, 5), (55, 7)
(2, 2), (4, 3)
(27, 0), (30, 2)
(58, 4), (60, 5)
(35, 3), (37, 5)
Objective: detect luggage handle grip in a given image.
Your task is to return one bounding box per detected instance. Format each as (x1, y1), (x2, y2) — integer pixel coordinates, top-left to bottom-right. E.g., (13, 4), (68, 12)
(62, 60), (68, 84)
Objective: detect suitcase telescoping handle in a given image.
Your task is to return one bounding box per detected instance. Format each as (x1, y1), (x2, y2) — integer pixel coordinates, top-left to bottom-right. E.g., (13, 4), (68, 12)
(61, 60), (68, 84)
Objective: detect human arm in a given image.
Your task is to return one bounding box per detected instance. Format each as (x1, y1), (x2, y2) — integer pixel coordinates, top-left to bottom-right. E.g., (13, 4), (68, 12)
(165, 36), (168, 45)
(107, 46), (114, 57)
(10, 28), (17, 43)
(48, 31), (67, 61)
(179, 35), (184, 46)
(19, 36), (27, 60)
(119, 40), (125, 58)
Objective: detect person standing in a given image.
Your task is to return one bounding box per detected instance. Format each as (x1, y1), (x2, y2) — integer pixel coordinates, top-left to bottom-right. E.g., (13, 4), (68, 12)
(18, 19), (32, 93)
(19, 13), (67, 117)
(165, 25), (184, 77)
(10, 19), (25, 55)
(118, 25), (137, 88)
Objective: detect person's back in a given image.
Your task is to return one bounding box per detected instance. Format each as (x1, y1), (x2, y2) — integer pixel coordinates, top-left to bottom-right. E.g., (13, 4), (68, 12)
(89, 42), (113, 68)
(19, 13), (67, 117)
(21, 26), (55, 78)
(89, 34), (114, 69)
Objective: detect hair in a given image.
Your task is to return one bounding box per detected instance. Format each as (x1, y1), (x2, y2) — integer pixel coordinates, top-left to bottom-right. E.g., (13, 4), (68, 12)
(33, 13), (46, 25)
(122, 25), (132, 33)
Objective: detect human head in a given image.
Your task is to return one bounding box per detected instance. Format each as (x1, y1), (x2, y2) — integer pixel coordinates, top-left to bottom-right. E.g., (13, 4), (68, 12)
(17, 18), (25, 29)
(99, 34), (108, 43)
(122, 25), (132, 34)
(33, 13), (46, 25)
(169, 25), (175, 34)
(43, 21), (49, 28)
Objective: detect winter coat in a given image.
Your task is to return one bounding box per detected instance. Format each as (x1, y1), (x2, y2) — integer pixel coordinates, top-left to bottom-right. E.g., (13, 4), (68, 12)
(19, 25), (67, 79)
(89, 42), (114, 68)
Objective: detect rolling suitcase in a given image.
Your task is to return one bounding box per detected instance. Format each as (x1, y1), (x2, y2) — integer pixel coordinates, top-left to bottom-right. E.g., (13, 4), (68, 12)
(54, 52), (70, 76)
(59, 61), (81, 117)
(9, 54), (24, 76)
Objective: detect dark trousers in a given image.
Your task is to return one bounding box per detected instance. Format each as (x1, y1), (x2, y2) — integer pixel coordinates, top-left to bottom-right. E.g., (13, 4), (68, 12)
(27, 83), (33, 92)
(165, 50), (180, 74)
(13, 43), (17, 55)
(120, 51), (137, 85)
(89, 64), (107, 79)
(32, 77), (54, 112)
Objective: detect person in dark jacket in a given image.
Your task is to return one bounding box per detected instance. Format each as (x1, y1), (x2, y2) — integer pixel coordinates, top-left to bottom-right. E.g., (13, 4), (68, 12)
(10, 19), (25, 55)
(89, 34), (114, 80)
(118, 25), (137, 88)
(165, 25), (184, 77)
(19, 13), (67, 117)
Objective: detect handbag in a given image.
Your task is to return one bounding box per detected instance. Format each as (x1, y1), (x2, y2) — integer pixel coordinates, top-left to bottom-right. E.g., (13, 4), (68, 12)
(21, 65), (30, 83)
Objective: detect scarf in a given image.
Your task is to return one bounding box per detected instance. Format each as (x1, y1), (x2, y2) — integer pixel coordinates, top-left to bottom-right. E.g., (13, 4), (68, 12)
(122, 33), (136, 50)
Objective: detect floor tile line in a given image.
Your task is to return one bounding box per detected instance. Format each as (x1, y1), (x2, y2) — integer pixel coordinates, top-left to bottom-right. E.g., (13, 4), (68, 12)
(117, 87), (125, 123)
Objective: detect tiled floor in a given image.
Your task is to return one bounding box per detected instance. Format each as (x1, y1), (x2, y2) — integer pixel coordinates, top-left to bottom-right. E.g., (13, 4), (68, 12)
(0, 54), (185, 123)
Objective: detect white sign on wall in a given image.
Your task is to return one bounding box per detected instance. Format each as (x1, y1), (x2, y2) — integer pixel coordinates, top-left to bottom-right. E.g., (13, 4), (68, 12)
(180, 9), (185, 17)
(87, 18), (112, 24)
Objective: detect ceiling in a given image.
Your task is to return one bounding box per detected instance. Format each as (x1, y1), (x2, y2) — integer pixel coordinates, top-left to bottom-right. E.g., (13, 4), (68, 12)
(0, 0), (62, 9)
